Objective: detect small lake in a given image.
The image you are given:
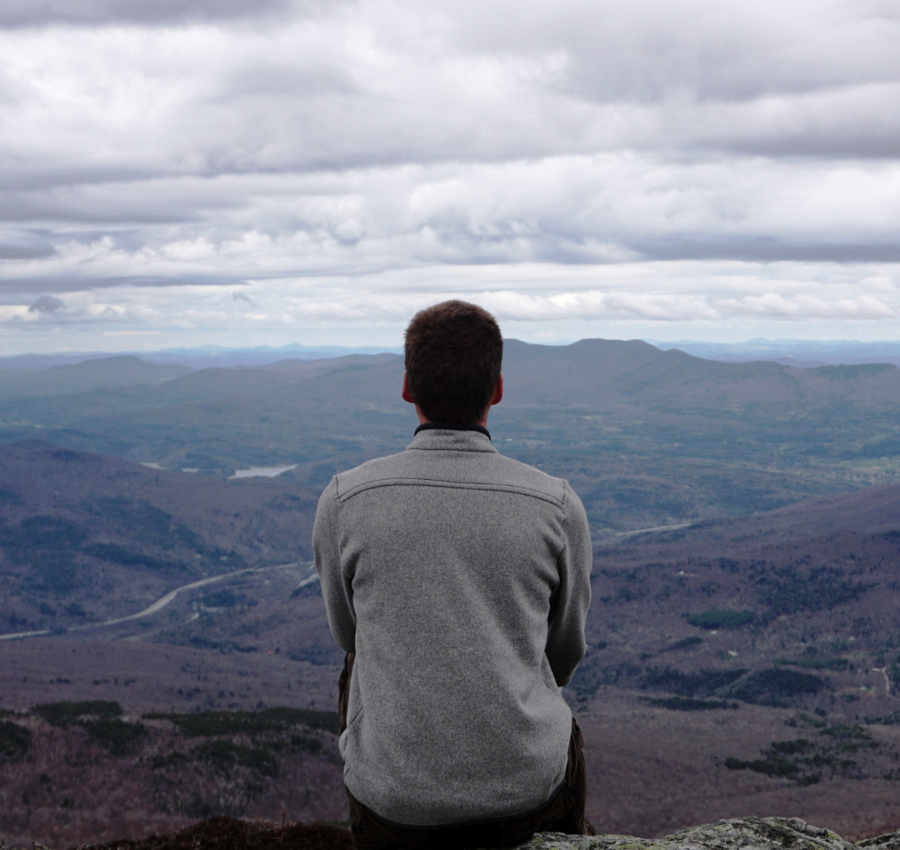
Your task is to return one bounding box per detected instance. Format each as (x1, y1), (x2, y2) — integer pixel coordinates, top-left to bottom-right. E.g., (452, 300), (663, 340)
(229, 464), (297, 479)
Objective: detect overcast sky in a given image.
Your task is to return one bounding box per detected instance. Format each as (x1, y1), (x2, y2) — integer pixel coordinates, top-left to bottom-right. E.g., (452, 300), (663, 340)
(1, 0), (899, 353)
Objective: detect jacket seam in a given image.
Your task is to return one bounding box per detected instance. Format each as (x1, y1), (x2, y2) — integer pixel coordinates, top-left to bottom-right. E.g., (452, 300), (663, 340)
(338, 477), (564, 507)
(558, 488), (570, 570)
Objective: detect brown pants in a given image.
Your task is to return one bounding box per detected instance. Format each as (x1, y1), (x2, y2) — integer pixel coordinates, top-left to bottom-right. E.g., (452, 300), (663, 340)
(338, 653), (593, 849)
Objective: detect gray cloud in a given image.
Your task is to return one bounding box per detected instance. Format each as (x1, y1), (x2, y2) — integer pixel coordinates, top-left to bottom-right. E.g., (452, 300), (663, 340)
(1, 0), (900, 350)
(28, 295), (65, 313)
(629, 239), (900, 264)
(0, 273), (244, 295)
(232, 291), (257, 307)
(454, 0), (900, 102)
(216, 63), (362, 101)
(0, 236), (56, 259)
(0, 0), (300, 28)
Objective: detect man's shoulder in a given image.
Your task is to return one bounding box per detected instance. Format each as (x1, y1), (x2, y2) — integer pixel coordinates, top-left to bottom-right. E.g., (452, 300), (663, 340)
(487, 451), (571, 503)
(332, 450), (407, 492)
(333, 443), (573, 508)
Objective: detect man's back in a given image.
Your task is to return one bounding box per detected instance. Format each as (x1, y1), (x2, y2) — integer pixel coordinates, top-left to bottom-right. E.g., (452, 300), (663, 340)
(313, 426), (592, 827)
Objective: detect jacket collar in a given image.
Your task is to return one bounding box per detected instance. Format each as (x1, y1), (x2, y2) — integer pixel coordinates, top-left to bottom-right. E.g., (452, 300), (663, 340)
(414, 421), (491, 440)
(407, 426), (498, 453)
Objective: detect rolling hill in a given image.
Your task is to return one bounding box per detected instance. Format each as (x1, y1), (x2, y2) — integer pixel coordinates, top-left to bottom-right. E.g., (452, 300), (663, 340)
(0, 441), (320, 636)
(0, 356), (195, 397)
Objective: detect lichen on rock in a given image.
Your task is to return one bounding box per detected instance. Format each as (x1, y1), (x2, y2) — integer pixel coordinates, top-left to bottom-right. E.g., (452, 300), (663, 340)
(504, 817), (900, 850)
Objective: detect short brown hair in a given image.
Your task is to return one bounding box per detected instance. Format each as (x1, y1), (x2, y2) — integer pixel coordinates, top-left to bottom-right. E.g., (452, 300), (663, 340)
(404, 300), (503, 423)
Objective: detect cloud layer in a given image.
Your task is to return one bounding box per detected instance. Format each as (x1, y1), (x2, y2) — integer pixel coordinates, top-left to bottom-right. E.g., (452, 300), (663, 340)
(1, 0), (899, 351)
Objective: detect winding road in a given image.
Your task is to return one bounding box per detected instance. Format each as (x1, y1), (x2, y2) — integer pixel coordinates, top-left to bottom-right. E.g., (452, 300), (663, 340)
(0, 561), (313, 642)
(614, 522), (693, 538)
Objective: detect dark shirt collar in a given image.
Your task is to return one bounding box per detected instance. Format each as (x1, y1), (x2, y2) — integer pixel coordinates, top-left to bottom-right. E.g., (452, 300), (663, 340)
(414, 421), (491, 441)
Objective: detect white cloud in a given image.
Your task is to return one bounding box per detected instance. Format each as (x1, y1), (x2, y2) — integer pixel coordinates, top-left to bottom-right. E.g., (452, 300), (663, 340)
(712, 293), (895, 320)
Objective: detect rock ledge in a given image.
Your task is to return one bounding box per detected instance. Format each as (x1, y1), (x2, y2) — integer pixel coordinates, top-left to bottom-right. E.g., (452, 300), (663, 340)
(516, 817), (900, 850)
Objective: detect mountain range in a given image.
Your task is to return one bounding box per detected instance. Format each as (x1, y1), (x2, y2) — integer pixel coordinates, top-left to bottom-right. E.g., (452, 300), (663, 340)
(1, 338), (899, 534)
(2, 338), (900, 842)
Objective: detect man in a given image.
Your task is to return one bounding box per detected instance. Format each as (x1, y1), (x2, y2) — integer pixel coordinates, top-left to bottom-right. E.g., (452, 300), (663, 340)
(313, 300), (593, 849)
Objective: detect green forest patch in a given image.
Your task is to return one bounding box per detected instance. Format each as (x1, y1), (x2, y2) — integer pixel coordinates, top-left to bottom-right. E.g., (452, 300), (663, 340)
(144, 707), (339, 736)
(726, 716), (886, 785)
(0, 720), (31, 758)
(82, 719), (147, 755)
(776, 657), (849, 671)
(641, 696), (738, 711)
(687, 610), (755, 630)
(724, 668), (826, 707)
(28, 701), (145, 755)
(665, 636), (704, 651)
(639, 666), (826, 708)
(641, 667), (747, 697)
(752, 565), (871, 615)
(32, 700), (123, 727)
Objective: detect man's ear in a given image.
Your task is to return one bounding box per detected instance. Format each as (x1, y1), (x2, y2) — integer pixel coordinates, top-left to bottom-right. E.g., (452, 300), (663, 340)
(401, 372), (415, 404)
(490, 373), (503, 406)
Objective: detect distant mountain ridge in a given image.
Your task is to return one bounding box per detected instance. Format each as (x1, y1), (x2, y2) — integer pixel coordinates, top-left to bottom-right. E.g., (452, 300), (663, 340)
(0, 355), (195, 397)
(654, 338), (900, 369)
(0, 343), (403, 372)
(5, 338), (899, 407)
(5, 336), (900, 373)
(1, 337), (899, 533)
(501, 337), (900, 409)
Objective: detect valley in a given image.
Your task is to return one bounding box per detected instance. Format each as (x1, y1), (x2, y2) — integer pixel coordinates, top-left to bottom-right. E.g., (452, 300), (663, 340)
(1, 340), (900, 845)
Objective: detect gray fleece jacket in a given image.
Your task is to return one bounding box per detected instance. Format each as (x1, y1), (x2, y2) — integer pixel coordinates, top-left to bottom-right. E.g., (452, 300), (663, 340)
(312, 427), (592, 827)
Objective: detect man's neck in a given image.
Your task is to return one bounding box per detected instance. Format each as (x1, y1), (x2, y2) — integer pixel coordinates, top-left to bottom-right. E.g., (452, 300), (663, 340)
(413, 405), (489, 429)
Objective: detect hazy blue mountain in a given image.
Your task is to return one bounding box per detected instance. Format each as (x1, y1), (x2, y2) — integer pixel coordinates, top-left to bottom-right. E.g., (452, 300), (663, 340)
(657, 338), (900, 368)
(0, 343), (402, 373)
(0, 356), (195, 397)
(1, 339), (899, 531)
(7, 337), (900, 375)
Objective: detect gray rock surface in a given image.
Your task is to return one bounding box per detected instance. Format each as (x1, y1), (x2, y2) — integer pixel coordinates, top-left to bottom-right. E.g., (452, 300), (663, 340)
(506, 818), (900, 850)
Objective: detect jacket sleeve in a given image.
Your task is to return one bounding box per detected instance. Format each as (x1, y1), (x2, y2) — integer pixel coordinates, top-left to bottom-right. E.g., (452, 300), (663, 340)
(545, 482), (592, 687)
(312, 476), (357, 653)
